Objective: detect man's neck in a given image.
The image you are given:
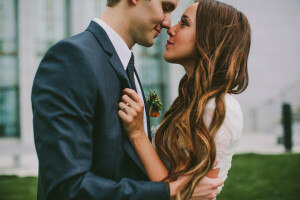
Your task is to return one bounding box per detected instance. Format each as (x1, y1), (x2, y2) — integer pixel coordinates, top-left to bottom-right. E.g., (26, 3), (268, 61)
(100, 6), (135, 49)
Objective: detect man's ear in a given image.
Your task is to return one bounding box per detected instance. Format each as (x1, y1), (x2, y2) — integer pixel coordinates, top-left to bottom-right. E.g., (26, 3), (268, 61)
(130, 0), (138, 6)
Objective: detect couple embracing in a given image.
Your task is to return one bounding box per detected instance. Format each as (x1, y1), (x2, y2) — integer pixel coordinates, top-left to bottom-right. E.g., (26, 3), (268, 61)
(32, 0), (251, 199)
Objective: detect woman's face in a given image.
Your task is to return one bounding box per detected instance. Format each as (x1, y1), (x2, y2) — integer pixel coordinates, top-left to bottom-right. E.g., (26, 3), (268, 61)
(164, 3), (198, 65)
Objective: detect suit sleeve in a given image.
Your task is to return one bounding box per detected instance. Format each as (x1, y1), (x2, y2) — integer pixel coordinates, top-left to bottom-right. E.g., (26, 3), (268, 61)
(32, 41), (170, 200)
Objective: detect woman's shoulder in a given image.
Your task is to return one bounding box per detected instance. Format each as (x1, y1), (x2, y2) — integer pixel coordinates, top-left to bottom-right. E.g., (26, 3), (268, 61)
(224, 94), (243, 136)
(225, 94), (243, 119)
(206, 94), (242, 118)
(205, 94), (243, 137)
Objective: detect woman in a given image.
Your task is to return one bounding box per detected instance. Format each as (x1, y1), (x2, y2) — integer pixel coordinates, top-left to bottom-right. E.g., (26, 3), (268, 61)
(118, 0), (251, 199)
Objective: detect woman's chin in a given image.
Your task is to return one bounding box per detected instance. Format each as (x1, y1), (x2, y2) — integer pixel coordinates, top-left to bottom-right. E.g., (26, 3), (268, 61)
(164, 53), (178, 64)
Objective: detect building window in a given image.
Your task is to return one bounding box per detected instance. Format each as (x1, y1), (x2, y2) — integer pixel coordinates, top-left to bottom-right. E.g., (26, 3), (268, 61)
(0, 0), (19, 137)
(36, 0), (71, 61)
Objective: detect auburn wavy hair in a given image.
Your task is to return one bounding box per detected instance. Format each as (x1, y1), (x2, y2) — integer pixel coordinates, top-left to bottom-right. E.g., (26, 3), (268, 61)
(154, 0), (251, 199)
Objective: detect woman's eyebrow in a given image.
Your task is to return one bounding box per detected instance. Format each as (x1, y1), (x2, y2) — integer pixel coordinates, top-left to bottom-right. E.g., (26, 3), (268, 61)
(181, 14), (192, 22)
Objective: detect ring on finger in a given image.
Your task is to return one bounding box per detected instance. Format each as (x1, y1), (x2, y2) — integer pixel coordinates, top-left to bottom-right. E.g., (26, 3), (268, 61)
(123, 103), (129, 111)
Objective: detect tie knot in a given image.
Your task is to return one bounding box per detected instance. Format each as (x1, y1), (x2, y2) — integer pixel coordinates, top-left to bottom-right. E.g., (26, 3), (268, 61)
(129, 53), (135, 66)
(126, 53), (136, 91)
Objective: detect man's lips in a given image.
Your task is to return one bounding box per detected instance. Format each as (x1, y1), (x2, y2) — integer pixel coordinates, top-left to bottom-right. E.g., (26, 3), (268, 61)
(166, 40), (174, 47)
(154, 28), (161, 34)
(154, 28), (160, 37)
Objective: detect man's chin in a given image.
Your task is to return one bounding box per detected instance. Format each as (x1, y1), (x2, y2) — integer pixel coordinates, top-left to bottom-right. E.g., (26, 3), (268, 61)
(138, 39), (155, 47)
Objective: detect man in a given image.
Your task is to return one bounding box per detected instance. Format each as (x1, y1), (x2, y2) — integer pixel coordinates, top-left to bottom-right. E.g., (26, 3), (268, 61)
(32, 0), (223, 199)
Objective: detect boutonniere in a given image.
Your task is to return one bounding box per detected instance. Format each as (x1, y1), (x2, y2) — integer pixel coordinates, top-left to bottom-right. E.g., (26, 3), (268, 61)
(146, 90), (163, 117)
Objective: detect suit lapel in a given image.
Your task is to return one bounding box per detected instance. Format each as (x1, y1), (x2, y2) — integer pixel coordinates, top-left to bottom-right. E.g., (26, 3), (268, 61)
(109, 53), (133, 89)
(86, 21), (131, 88)
(86, 21), (147, 175)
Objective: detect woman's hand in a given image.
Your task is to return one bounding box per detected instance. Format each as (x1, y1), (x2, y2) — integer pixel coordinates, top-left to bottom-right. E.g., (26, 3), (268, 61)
(118, 89), (169, 182)
(169, 175), (223, 200)
(118, 88), (145, 140)
(169, 159), (222, 199)
(206, 159), (220, 178)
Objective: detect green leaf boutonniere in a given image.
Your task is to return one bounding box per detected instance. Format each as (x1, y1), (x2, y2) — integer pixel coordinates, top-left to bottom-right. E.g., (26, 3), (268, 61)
(146, 90), (163, 117)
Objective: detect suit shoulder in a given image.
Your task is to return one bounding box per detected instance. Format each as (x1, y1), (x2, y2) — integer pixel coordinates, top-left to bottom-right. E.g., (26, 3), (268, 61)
(48, 32), (92, 53)
(38, 33), (93, 74)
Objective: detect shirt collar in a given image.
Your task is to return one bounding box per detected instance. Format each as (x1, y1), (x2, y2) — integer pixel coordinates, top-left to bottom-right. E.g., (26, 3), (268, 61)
(93, 18), (131, 70)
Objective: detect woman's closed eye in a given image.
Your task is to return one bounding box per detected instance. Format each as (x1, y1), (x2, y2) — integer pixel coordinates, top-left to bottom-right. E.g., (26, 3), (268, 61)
(179, 19), (189, 27)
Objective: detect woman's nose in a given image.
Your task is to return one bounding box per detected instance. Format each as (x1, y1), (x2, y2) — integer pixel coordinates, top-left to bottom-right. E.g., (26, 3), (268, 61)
(167, 25), (176, 36)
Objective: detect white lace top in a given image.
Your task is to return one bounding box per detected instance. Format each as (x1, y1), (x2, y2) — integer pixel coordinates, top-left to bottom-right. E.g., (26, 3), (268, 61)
(152, 94), (243, 192)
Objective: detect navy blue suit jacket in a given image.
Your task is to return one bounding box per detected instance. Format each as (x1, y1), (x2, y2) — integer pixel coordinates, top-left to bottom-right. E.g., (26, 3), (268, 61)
(32, 21), (170, 200)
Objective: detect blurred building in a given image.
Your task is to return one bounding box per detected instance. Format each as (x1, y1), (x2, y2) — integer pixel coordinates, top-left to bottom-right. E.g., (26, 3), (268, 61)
(0, 0), (189, 141)
(0, 0), (192, 174)
(221, 0), (300, 134)
(0, 0), (299, 175)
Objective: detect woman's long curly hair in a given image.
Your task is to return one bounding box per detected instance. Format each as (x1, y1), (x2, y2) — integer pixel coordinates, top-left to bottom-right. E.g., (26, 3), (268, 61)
(154, 0), (251, 199)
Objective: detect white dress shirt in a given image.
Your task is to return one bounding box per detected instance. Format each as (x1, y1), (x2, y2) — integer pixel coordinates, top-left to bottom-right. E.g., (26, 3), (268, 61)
(93, 18), (148, 137)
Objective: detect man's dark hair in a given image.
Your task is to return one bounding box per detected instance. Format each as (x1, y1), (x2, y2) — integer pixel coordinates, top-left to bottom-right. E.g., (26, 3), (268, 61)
(107, 0), (121, 7)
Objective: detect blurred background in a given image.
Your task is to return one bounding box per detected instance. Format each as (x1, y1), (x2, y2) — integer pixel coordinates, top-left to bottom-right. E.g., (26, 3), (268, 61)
(0, 0), (299, 189)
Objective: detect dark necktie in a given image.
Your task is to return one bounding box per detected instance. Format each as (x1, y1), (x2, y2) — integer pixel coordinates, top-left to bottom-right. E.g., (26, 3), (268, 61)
(126, 53), (152, 141)
(126, 53), (137, 91)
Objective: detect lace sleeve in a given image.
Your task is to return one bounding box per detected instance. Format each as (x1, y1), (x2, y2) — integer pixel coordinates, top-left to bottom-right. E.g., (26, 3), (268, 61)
(203, 95), (243, 191)
(151, 125), (171, 169)
(151, 125), (160, 144)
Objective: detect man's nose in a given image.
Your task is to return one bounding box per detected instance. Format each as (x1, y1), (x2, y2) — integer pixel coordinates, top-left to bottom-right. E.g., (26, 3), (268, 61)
(161, 13), (171, 29)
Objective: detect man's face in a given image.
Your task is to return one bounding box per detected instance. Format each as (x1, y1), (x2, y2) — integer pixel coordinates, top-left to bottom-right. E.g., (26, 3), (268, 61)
(130, 0), (179, 47)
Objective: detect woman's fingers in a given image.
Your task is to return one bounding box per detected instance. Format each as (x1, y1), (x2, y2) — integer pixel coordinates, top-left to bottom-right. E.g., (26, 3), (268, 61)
(118, 89), (145, 138)
(123, 88), (143, 104)
(121, 94), (144, 114)
(119, 102), (129, 113)
(191, 176), (223, 198)
(118, 110), (130, 123)
(118, 88), (144, 124)
(121, 95), (135, 108)
(119, 101), (138, 117)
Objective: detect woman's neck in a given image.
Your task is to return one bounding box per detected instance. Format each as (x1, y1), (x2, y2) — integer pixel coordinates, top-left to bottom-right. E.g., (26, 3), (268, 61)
(182, 60), (195, 79)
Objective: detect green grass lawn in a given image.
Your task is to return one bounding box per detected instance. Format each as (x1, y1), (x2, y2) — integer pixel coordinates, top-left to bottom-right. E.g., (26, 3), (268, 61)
(0, 176), (37, 200)
(0, 153), (299, 200)
(218, 153), (300, 200)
